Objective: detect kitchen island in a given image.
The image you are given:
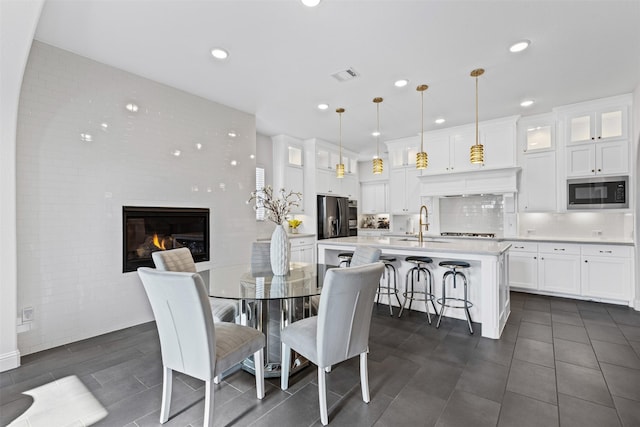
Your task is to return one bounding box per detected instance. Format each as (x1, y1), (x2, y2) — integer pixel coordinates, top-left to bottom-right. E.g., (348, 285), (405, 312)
(317, 236), (511, 339)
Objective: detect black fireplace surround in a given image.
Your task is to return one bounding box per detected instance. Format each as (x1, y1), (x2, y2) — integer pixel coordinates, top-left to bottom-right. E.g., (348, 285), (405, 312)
(123, 206), (210, 272)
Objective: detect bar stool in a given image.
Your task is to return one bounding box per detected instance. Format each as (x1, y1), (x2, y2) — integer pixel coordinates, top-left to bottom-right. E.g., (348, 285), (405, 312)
(436, 260), (474, 334)
(338, 252), (353, 267)
(398, 256), (438, 323)
(377, 255), (402, 316)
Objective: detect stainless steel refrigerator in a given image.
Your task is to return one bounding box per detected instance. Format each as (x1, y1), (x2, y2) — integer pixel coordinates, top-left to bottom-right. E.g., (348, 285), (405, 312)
(317, 195), (349, 239)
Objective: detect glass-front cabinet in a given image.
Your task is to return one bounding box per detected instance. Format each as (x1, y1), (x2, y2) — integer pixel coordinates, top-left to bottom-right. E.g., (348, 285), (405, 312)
(567, 108), (626, 144)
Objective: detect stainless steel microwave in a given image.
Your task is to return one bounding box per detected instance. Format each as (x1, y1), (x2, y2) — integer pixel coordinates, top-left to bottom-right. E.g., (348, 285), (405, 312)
(567, 176), (628, 209)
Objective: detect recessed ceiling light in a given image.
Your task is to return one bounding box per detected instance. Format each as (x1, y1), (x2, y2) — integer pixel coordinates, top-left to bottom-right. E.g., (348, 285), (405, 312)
(172, 150), (181, 157)
(100, 122), (108, 131)
(228, 131), (237, 138)
(372, 131), (380, 137)
(520, 99), (535, 107)
(125, 103), (138, 113)
(250, 154), (255, 159)
(317, 103), (329, 110)
(301, 0), (321, 7)
(80, 133), (92, 142)
(210, 47), (229, 60)
(195, 143), (203, 150)
(509, 40), (530, 53)
(435, 118), (446, 124)
(230, 160), (237, 166)
(394, 79), (409, 88)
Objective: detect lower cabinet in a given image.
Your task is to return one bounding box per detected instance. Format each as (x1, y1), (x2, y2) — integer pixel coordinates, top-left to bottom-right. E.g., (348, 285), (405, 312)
(581, 245), (632, 300)
(537, 243), (581, 295)
(507, 241), (633, 304)
(508, 243), (538, 290)
(290, 237), (315, 264)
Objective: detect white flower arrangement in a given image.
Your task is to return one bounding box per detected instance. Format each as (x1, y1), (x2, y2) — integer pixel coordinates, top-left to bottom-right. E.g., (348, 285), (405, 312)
(248, 186), (302, 225)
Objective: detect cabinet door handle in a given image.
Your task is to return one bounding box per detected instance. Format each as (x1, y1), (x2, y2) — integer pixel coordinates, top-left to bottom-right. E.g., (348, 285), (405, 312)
(591, 137), (596, 140)
(534, 256), (537, 260)
(585, 260), (588, 263)
(591, 169), (595, 172)
(597, 169), (602, 172)
(599, 250), (612, 254)
(553, 248), (565, 251)
(597, 136), (602, 139)
(514, 246), (524, 249)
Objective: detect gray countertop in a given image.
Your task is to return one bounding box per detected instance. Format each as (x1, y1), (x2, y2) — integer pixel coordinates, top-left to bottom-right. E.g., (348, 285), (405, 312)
(385, 233), (634, 246)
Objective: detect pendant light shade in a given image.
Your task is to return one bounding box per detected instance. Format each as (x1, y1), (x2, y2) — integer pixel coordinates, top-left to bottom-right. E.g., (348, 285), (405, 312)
(470, 68), (485, 164)
(336, 108), (345, 178)
(372, 97), (384, 174)
(416, 84), (429, 169)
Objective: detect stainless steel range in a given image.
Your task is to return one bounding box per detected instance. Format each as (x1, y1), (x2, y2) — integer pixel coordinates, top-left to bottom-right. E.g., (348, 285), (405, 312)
(440, 232), (496, 238)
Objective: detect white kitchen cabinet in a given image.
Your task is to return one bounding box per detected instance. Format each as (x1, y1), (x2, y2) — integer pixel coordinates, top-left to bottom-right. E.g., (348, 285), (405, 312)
(290, 236), (315, 264)
(284, 165), (304, 213)
(565, 139), (628, 177)
(420, 116), (517, 175)
(508, 242), (538, 291)
(361, 182), (388, 214)
(518, 151), (557, 212)
(389, 167), (422, 214)
(341, 174), (358, 200)
(565, 105), (628, 144)
(538, 243), (581, 295)
(386, 136), (420, 168)
(581, 244), (632, 301)
(518, 113), (555, 153)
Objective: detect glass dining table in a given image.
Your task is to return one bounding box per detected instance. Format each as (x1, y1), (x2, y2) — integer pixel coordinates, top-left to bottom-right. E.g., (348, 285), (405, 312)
(199, 262), (334, 377)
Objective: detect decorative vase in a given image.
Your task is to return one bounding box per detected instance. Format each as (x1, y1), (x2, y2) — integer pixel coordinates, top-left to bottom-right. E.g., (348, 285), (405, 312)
(270, 224), (290, 275)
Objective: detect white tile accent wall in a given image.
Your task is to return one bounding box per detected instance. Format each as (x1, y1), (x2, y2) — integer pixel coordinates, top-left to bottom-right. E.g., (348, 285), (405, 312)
(16, 42), (257, 355)
(439, 195), (504, 234)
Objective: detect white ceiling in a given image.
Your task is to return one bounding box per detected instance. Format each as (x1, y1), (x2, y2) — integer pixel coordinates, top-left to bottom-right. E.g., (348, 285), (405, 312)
(34, 0), (640, 157)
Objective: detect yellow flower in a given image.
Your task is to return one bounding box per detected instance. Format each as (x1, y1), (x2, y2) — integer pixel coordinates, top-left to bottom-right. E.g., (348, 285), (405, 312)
(287, 219), (302, 229)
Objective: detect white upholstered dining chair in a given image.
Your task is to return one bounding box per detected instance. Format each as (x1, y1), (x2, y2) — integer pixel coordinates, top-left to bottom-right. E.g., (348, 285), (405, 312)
(310, 246), (381, 313)
(137, 267), (265, 426)
(152, 247), (238, 323)
(280, 262), (385, 425)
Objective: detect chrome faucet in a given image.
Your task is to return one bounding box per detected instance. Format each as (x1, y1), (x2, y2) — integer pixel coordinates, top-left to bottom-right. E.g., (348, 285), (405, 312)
(418, 205), (429, 243)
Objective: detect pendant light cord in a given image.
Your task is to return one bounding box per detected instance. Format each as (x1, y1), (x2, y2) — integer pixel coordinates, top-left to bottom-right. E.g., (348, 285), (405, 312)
(475, 75), (479, 146)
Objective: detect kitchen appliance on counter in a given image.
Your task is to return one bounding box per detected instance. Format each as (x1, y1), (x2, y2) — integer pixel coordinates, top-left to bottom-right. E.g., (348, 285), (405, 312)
(317, 195), (349, 240)
(567, 176), (628, 209)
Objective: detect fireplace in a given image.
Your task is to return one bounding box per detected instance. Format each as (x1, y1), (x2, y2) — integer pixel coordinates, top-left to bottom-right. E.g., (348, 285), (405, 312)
(123, 206), (210, 272)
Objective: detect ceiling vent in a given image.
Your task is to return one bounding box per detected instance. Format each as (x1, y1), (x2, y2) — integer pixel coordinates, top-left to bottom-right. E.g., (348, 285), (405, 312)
(331, 67), (359, 82)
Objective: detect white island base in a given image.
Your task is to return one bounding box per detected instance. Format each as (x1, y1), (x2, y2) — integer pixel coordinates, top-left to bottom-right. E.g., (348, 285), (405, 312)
(317, 237), (511, 339)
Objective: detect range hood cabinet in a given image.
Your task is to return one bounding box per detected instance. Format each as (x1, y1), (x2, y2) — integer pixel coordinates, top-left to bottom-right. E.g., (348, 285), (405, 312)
(418, 167), (520, 197)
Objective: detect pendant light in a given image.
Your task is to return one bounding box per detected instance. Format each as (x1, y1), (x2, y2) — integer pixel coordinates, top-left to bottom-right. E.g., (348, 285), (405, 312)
(470, 68), (485, 164)
(416, 84), (429, 169)
(336, 107), (345, 178)
(372, 97), (384, 174)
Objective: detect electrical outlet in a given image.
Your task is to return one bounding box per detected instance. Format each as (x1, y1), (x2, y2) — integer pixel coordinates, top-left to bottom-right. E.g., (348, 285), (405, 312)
(22, 307), (34, 323)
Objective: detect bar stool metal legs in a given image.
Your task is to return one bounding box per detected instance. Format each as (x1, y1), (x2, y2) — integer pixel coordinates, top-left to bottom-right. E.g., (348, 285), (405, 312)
(337, 252), (353, 268)
(399, 256), (437, 323)
(436, 261), (474, 334)
(377, 256), (402, 316)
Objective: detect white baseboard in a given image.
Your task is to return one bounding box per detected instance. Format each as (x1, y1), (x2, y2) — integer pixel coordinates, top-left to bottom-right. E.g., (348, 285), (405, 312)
(0, 349), (21, 372)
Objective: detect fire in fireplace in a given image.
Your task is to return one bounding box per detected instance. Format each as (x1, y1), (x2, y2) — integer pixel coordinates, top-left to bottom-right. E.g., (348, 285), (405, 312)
(123, 206), (210, 272)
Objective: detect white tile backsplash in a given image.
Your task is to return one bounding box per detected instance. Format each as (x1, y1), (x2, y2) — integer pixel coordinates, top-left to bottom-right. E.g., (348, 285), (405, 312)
(16, 41), (257, 355)
(439, 195), (504, 234)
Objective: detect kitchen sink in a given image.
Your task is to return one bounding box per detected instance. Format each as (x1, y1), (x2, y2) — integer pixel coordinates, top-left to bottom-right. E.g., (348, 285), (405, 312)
(397, 237), (450, 243)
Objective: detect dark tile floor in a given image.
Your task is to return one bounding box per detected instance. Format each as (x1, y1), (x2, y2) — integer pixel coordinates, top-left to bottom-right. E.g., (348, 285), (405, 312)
(1, 291), (640, 426)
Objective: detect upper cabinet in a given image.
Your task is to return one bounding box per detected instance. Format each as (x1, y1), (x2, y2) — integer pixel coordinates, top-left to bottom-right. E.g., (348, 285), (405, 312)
(389, 167), (423, 214)
(314, 140), (359, 199)
(556, 94), (631, 178)
(390, 116), (518, 176)
(272, 135), (306, 213)
(518, 113), (555, 154)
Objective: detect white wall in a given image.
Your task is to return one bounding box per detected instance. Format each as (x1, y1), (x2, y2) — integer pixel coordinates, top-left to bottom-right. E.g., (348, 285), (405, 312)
(15, 41), (257, 355)
(0, 0), (44, 372)
(633, 84), (640, 308)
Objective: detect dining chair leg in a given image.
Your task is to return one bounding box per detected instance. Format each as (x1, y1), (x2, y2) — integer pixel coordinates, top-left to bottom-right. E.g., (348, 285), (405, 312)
(318, 366), (329, 426)
(203, 380), (214, 427)
(254, 348), (265, 399)
(160, 366), (172, 423)
(360, 352), (370, 403)
(281, 343), (291, 390)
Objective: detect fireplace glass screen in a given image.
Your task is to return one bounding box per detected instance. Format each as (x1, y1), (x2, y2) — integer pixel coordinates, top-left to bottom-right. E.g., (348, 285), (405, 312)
(123, 206), (210, 272)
